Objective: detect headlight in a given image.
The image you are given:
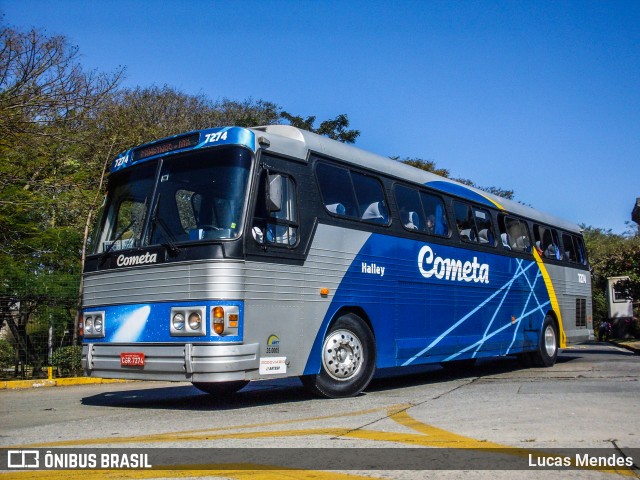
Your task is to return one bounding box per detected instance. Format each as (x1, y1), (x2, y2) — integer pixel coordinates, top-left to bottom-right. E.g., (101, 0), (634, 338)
(188, 312), (201, 330)
(172, 313), (185, 331)
(82, 312), (105, 338)
(170, 307), (205, 336)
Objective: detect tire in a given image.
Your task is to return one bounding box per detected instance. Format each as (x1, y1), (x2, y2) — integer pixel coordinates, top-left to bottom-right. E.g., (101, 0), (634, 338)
(529, 315), (559, 367)
(301, 313), (376, 398)
(192, 380), (248, 396)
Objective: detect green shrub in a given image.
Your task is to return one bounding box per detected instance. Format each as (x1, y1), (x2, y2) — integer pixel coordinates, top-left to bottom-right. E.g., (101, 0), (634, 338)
(52, 345), (82, 377)
(0, 339), (15, 372)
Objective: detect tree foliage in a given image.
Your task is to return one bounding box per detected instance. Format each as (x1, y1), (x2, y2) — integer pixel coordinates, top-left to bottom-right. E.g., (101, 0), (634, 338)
(582, 225), (640, 323)
(392, 156), (515, 200)
(0, 26), (123, 143)
(280, 111), (360, 143)
(0, 26), (123, 370)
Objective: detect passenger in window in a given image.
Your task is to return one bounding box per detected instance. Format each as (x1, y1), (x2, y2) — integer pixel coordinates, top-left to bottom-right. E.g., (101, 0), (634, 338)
(434, 204), (448, 236)
(458, 221), (477, 242)
(426, 215), (435, 234)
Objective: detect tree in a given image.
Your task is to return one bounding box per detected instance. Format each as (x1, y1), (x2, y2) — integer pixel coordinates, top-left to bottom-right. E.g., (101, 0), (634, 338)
(0, 26), (123, 143)
(582, 225), (640, 324)
(392, 156), (515, 200)
(280, 112), (360, 143)
(0, 25), (123, 374)
(392, 157), (450, 178)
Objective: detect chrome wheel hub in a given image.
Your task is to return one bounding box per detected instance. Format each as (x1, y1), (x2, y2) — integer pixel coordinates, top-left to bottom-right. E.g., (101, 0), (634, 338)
(322, 329), (363, 381)
(544, 325), (557, 357)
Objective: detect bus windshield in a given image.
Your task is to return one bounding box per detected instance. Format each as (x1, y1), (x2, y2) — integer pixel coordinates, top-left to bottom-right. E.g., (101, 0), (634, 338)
(93, 147), (253, 253)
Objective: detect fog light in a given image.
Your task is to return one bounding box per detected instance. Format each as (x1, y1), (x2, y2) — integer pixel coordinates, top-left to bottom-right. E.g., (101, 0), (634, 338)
(172, 312), (185, 330)
(188, 312), (202, 330)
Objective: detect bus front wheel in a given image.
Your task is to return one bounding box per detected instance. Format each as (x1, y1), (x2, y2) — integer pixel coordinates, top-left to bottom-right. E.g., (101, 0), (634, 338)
(529, 316), (559, 367)
(301, 313), (376, 398)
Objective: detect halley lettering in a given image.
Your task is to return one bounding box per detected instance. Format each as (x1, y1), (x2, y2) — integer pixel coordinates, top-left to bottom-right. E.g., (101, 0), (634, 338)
(418, 245), (489, 284)
(116, 252), (158, 267)
(361, 262), (385, 277)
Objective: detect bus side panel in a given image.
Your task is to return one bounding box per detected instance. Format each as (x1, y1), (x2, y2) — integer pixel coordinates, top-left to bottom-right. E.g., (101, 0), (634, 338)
(242, 224), (372, 379)
(544, 263), (593, 344)
(302, 231), (554, 374)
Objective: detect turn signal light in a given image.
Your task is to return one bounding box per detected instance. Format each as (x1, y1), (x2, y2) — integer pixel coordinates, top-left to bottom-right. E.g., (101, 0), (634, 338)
(213, 306), (224, 335)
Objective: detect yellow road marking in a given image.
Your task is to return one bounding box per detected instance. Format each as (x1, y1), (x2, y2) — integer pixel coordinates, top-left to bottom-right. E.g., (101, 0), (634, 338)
(7, 404), (413, 449)
(0, 465), (377, 480)
(3, 403), (634, 477)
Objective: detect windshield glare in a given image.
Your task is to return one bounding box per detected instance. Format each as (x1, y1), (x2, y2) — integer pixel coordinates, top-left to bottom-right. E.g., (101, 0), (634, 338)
(93, 147), (252, 254)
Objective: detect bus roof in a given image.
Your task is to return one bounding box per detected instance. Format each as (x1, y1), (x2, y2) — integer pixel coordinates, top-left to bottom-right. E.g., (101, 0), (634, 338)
(251, 124), (583, 234)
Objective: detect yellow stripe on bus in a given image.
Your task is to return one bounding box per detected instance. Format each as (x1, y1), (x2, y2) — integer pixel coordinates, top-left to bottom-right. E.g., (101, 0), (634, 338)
(478, 193), (505, 211)
(532, 248), (566, 348)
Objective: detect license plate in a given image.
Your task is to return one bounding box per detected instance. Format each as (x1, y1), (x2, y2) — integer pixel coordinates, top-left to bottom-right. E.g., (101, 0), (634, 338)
(120, 352), (145, 367)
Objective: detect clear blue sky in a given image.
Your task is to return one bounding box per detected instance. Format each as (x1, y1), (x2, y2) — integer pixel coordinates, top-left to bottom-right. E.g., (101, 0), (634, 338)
(2, 0), (639, 233)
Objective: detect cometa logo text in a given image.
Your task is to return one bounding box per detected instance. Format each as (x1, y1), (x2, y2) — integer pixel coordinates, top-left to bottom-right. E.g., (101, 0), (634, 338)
(418, 245), (489, 284)
(116, 252), (158, 267)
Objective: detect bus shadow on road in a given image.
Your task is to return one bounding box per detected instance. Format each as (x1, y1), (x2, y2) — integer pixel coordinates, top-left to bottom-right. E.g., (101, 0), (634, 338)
(367, 356), (527, 393)
(81, 344), (625, 409)
(80, 357), (527, 409)
(81, 377), (316, 411)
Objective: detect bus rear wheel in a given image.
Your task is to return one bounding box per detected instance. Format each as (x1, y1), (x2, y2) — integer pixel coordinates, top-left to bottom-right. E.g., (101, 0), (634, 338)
(193, 381), (248, 396)
(301, 313), (376, 398)
(529, 315), (559, 367)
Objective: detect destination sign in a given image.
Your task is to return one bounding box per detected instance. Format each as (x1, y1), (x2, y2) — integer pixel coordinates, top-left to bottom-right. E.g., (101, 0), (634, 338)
(133, 133), (200, 161)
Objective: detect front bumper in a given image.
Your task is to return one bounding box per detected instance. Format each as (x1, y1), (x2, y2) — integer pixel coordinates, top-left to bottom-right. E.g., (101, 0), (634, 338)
(82, 342), (260, 382)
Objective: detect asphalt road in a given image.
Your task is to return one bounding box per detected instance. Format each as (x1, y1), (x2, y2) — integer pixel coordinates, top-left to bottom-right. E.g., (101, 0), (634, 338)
(1, 342), (639, 479)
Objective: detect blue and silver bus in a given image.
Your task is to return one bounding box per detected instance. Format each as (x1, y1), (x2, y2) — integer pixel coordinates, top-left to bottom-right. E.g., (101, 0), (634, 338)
(81, 125), (593, 398)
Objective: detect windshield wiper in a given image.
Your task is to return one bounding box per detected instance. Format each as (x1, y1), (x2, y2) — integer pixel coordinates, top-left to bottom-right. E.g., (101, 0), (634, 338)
(149, 194), (180, 256)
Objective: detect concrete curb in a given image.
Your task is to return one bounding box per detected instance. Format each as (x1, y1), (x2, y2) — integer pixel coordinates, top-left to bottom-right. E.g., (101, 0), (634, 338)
(0, 377), (132, 390)
(609, 340), (640, 355)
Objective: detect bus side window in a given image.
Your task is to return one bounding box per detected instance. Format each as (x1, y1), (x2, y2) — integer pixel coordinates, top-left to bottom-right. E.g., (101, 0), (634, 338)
(534, 224), (562, 260)
(453, 202), (478, 242)
(473, 207), (495, 245)
(266, 175), (298, 246)
(574, 235), (587, 264)
(499, 215), (531, 253)
(561, 233), (577, 262)
(351, 171), (389, 224)
(395, 185), (426, 231)
(421, 192), (449, 236)
(316, 163), (359, 219)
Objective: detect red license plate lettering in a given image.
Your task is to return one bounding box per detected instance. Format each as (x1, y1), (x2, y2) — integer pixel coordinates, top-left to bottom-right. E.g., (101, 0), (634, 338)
(120, 352), (145, 367)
